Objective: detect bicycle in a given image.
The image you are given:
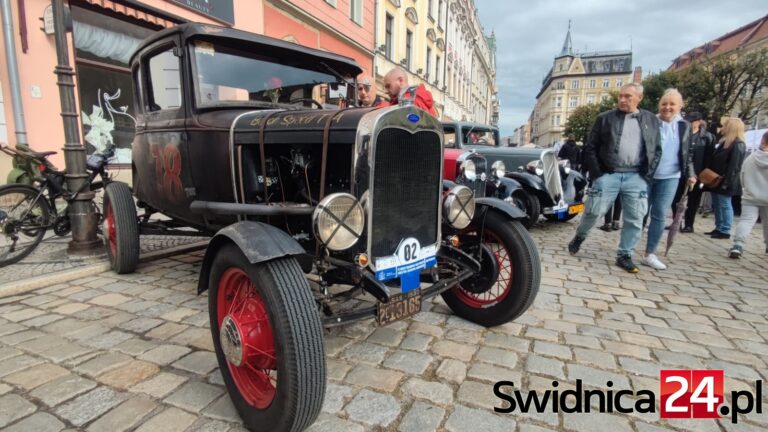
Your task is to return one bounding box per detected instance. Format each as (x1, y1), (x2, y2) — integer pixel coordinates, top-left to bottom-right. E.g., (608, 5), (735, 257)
(0, 142), (115, 267)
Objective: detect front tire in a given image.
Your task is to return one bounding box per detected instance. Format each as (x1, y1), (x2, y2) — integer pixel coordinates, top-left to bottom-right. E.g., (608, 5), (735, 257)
(512, 191), (540, 229)
(103, 182), (139, 274)
(442, 210), (540, 327)
(208, 244), (325, 432)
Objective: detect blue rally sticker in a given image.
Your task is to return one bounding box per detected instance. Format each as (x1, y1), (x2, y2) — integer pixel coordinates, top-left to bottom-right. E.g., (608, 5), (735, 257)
(374, 238), (437, 292)
(407, 113), (420, 123)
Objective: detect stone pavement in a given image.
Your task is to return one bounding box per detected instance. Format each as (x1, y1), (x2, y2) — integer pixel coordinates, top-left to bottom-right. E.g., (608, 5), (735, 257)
(0, 234), (207, 286)
(0, 217), (766, 432)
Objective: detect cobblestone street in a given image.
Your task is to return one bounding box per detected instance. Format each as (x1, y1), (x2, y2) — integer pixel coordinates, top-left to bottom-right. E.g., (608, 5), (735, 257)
(0, 218), (766, 432)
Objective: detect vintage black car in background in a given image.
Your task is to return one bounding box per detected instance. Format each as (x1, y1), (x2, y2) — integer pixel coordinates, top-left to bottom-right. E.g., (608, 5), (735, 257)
(102, 24), (541, 432)
(443, 122), (587, 228)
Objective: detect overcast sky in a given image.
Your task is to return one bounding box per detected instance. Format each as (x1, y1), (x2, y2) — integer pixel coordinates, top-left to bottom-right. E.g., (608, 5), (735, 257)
(474, 0), (766, 137)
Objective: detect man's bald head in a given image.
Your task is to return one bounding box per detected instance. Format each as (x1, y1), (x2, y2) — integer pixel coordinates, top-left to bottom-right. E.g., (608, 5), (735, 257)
(384, 67), (409, 100)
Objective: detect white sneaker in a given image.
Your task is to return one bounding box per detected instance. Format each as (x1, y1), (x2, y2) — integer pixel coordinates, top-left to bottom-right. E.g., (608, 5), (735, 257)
(642, 254), (667, 270)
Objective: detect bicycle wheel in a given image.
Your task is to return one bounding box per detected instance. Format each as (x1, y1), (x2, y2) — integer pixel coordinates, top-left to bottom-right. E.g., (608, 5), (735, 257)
(0, 184), (51, 267)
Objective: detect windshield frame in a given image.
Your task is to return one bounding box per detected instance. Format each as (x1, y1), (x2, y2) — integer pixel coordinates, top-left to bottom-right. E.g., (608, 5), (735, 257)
(187, 38), (356, 111)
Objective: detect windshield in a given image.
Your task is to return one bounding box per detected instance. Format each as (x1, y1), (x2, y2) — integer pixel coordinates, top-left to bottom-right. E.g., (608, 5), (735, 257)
(461, 126), (498, 147)
(191, 40), (352, 109)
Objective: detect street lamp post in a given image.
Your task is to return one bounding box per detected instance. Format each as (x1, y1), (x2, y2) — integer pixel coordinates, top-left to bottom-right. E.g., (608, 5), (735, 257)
(51, 0), (102, 254)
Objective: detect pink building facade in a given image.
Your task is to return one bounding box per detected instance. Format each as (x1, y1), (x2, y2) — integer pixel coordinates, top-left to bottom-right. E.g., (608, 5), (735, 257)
(0, 0), (264, 175)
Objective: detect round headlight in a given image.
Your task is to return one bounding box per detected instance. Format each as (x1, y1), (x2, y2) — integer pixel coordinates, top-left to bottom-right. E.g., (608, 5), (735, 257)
(526, 160), (544, 176)
(443, 185), (475, 229)
(559, 159), (571, 174)
(461, 159), (477, 181)
(312, 193), (365, 251)
(491, 160), (506, 179)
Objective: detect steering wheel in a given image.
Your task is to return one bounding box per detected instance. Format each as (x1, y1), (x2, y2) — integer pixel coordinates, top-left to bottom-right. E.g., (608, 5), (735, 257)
(477, 139), (489, 145)
(289, 98), (324, 109)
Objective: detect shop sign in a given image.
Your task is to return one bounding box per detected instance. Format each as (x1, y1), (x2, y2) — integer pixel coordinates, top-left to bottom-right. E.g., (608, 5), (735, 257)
(170, 0), (234, 25)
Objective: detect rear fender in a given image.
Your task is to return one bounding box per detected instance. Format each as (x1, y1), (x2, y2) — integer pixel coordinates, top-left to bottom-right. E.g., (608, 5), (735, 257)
(197, 221), (306, 294)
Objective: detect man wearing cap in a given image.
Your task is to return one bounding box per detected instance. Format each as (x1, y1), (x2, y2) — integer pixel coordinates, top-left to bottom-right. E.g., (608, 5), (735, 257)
(677, 112), (716, 232)
(383, 67), (438, 117)
(357, 75), (386, 107)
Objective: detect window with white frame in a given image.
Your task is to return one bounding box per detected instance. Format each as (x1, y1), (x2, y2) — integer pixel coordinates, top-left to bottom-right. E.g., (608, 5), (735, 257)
(555, 96), (562, 108)
(405, 29), (413, 70)
(385, 14), (393, 59)
(587, 95), (595, 104)
(569, 96), (578, 107)
(603, 79), (610, 88)
(556, 81), (565, 90)
(435, 55), (441, 84)
(426, 47), (432, 79)
(428, 0), (434, 18)
(589, 79), (596, 89)
(325, 0), (337, 7)
(601, 94), (609, 101)
(616, 79), (623, 87)
(555, 115), (561, 126)
(571, 79), (579, 89)
(350, 0), (362, 25)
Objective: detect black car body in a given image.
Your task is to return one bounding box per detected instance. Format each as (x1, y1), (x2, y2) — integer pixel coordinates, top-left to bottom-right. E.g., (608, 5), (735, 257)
(443, 121), (587, 226)
(115, 23), (541, 432)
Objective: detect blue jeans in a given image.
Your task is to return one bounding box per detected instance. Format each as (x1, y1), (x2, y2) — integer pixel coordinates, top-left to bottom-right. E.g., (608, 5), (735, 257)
(645, 178), (679, 255)
(576, 172), (649, 257)
(711, 192), (734, 233)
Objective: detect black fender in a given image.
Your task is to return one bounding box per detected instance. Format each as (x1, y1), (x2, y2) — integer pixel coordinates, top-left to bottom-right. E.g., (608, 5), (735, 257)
(506, 171), (545, 191)
(197, 221), (306, 294)
(490, 176), (522, 200)
(474, 197), (527, 221)
(562, 170), (587, 203)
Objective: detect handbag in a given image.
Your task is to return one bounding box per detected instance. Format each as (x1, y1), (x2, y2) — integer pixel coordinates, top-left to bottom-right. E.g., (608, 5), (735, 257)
(699, 168), (723, 188)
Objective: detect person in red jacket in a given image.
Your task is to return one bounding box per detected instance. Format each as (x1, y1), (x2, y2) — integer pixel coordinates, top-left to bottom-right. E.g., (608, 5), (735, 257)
(383, 67), (438, 117)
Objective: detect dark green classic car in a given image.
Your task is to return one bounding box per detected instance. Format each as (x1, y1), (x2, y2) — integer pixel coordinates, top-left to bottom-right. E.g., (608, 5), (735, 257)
(443, 122), (587, 228)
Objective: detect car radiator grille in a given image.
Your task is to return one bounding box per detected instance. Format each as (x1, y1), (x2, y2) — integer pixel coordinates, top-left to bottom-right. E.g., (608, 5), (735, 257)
(370, 128), (442, 258)
(541, 150), (563, 204)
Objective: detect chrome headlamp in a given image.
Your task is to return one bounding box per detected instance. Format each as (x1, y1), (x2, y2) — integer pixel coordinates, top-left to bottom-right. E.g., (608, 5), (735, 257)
(526, 160), (544, 176)
(491, 160), (506, 180)
(559, 159), (571, 174)
(443, 185), (475, 229)
(460, 159), (477, 181)
(312, 193), (365, 251)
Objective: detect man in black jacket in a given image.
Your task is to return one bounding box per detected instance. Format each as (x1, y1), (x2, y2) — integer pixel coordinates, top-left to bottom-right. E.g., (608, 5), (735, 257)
(678, 112), (715, 232)
(568, 83), (662, 273)
(558, 134), (581, 170)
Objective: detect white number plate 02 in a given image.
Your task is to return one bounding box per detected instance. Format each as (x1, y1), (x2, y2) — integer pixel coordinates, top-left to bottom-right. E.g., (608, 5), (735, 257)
(375, 238), (437, 281)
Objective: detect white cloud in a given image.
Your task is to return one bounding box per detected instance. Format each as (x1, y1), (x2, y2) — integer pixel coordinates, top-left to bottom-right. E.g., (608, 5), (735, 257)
(476, 0), (766, 136)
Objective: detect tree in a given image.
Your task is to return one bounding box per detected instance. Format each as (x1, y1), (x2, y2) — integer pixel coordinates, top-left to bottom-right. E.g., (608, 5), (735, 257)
(563, 93), (618, 143)
(639, 71), (680, 111)
(641, 47), (768, 131)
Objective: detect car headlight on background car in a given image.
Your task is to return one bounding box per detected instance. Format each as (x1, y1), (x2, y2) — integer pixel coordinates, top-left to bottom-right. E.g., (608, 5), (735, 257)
(491, 160), (506, 180)
(526, 160), (544, 176)
(559, 159), (571, 174)
(460, 159), (477, 181)
(313, 193), (365, 251)
(443, 185), (475, 229)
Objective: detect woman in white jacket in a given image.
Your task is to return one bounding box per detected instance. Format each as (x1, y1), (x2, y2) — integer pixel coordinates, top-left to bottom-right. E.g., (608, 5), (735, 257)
(729, 131), (768, 258)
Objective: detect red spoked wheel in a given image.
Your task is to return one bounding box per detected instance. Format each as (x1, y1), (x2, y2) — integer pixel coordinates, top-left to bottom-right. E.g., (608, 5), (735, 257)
(454, 229), (514, 308)
(216, 267), (277, 409)
(103, 201), (117, 258)
(103, 182), (138, 274)
(441, 211), (540, 327)
(208, 243), (325, 432)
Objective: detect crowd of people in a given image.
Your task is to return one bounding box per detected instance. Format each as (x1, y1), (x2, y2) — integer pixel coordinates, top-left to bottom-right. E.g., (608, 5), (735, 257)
(565, 83), (766, 272)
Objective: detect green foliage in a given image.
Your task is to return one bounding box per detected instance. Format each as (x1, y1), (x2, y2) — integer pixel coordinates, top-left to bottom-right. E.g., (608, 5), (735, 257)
(564, 92), (618, 142)
(641, 47), (768, 131)
(639, 71), (680, 111)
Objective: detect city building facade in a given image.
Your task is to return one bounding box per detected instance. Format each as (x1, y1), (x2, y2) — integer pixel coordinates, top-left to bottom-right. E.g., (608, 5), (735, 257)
(0, 0), (264, 177)
(263, 0), (375, 76)
(668, 13), (768, 130)
(529, 24), (634, 147)
(373, 0), (448, 115)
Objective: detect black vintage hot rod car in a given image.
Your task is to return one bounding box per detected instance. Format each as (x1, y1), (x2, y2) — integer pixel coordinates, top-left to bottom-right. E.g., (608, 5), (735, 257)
(104, 23), (540, 432)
